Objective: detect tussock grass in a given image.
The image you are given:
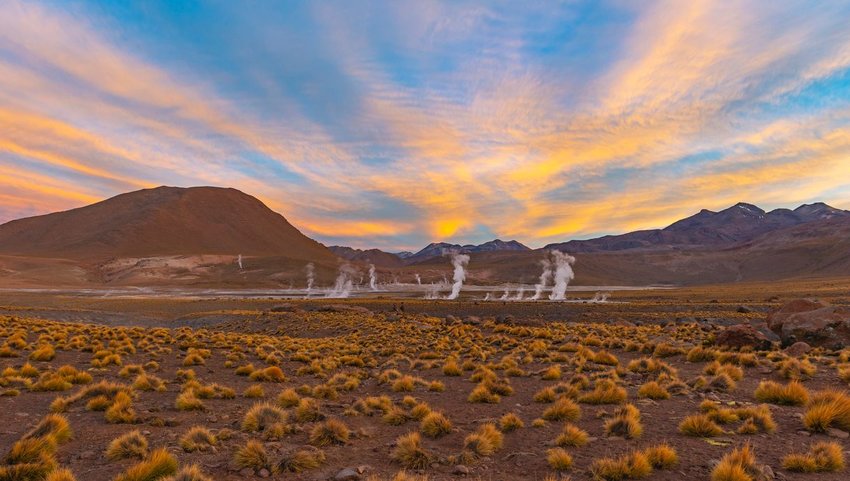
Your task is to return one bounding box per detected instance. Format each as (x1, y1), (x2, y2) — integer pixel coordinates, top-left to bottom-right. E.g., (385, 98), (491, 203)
(782, 441), (844, 473)
(114, 448), (178, 481)
(391, 432), (432, 469)
(106, 430), (149, 460)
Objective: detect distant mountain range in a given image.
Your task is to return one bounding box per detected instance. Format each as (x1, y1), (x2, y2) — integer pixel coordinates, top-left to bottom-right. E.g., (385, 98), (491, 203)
(330, 239), (530, 266)
(1, 186), (848, 287)
(545, 202), (850, 252)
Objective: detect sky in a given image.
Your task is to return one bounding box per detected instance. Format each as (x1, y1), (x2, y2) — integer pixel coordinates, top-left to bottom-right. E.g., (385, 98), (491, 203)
(2, 0), (850, 251)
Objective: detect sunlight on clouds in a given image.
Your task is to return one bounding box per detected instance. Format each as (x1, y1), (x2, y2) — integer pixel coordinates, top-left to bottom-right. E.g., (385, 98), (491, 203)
(1, 0), (850, 248)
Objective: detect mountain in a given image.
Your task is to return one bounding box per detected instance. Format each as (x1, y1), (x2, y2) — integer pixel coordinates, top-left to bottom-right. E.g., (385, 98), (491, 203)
(328, 246), (404, 267)
(0, 186), (335, 262)
(545, 202), (850, 253)
(404, 239), (530, 264)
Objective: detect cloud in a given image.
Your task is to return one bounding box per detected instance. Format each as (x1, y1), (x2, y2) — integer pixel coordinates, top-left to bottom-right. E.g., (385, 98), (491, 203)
(1, 0), (849, 250)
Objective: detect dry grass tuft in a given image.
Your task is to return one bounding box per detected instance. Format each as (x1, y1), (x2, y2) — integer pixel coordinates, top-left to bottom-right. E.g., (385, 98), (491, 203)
(106, 430), (149, 460)
(782, 441), (845, 472)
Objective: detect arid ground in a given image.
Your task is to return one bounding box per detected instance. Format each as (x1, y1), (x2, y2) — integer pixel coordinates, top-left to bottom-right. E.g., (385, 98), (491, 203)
(1, 278), (849, 481)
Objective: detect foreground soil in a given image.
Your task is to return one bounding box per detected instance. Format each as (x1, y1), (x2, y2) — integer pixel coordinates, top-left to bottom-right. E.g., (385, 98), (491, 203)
(1, 279), (849, 481)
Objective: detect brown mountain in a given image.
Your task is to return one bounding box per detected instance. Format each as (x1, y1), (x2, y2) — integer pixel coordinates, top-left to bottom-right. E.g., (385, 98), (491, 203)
(328, 246), (404, 268)
(545, 202), (850, 252)
(0, 186), (335, 262)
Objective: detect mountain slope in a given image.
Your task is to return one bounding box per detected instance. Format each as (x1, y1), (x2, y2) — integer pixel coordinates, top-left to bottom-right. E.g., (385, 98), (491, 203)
(545, 202), (850, 253)
(328, 246), (404, 267)
(0, 186), (335, 262)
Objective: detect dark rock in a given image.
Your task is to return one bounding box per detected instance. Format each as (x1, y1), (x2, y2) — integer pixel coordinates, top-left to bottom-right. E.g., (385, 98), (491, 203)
(737, 306), (754, 314)
(767, 299), (850, 348)
(715, 324), (773, 350)
(452, 465), (470, 475)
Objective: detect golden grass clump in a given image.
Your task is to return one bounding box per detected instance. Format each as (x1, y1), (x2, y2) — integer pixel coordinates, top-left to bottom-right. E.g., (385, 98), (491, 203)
(467, 384), (500, 404)
(555, 423), (589, 447)
(106, 430), (149, 460)
(542, 397), (581, 422)
(161, 464), (213, 481)
(294, 398), (324, 422)
(546, 448), (573, 471)
(243, 403), (288, 432)
(45, 468), (78, 481)
(114, 448), (178, 481)
(644, 444), (679, 469)
(711, 444), (760, 481)
(589, 451), (652, 481)
(243, 384), (265, 398)
(179, 426), (217, 452)
(276, 447), (327, 473)
(25, 414), (72, 444)
(309, 419), (350, 446)
(249, 366), (286, 382)
(29, 344), (56, 362)
(498, 413), (524, 432)
(442, 359), (462, 376)
(605, 404), (643, 439)
(753, 380), (809, 406)
(132, 373), (166, 392)
(234, 440), (270, 470)
(578, 380), (627, 405)
(462, 423), (504, 457)
(637, 381), (670, 400)
(803, 390), (850, 432)
(778, 357), (817, 380)
(391, 432), (432, 469)
(679, 414), (724, 437)
(276, 388), (300, 408)
(175, 389), (205, 411)
(782, 441), (845, 473)
(105, 391), (138, 424)
(420, 411), (453, 438)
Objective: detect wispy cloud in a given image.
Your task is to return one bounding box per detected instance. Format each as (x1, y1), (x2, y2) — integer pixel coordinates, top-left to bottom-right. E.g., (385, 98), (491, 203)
(1, 0), (849, 250)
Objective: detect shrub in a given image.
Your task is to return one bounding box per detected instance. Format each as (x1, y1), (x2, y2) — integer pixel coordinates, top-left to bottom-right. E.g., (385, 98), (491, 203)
(711, 444), (759, 481)
(679, 414), (723, 437)
(542, 397), (581, 422)
(114, 448), (178, 481)
(106, 430), (148, 460)
(420, 412), (452, 438)
(25, 414), (72, 443)
(782, 441), (844, 472)
(555, 423), (588, 447)
(234, 440), (270, 470)
(276, 447), (326, 473)
(309, 419), (350, 446)
(546, 448), (573, 471)
(463, 423), (503, 457)
(243, 403), (288, 432)
(637, 381), (670, 400)
(644, 444), (678, 469)
(803, 390), (850, 432)
(498, 413), (524, 432)
(179, 426), (217, 452)
(589, 451), (653, 480)
(105, 391), (137, 423)
(578, 380), (627, 405)
(162, 465), (212, 481)
(391, 432), (431, 469)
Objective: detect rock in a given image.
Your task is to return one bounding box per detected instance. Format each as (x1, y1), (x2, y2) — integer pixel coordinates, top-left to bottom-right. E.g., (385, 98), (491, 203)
(258, 468), (270, 478)
(462, 316), (481, 325)
(827, 427), (850, 439)
(737, 306), (754, 314)
(78, 450), (96, 460)
(239, 468), (255, 477)
(452, 465), (470, 475)
(767, 299), (850, 348)
(268, 304), (295, 312)
(335, 468), (360, 481)
(715, 324), (773, 350)
(783, 342), (812, 357)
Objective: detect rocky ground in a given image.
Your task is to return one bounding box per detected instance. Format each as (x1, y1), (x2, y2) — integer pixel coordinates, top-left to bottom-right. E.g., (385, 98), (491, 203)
(0, 280), (849, 481)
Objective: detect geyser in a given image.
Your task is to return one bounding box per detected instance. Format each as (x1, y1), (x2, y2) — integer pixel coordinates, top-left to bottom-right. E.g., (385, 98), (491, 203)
(446, 253), (470, 300)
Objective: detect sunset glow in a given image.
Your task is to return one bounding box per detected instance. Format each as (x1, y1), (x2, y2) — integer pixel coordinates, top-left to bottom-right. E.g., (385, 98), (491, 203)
(2, 0), (850, 249)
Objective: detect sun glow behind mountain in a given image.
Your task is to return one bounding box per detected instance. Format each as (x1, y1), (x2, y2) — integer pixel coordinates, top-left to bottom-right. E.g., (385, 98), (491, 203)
(2, 0), (850, 250)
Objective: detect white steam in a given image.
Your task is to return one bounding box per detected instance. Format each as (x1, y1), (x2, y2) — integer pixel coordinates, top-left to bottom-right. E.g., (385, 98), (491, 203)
(499, 289), (509, 300)
(304, 263), (315, 297)
(237, 254), (243, 270)
(368, 264), (377, 291)
(513, 287), (525, 301)
(590, 292), (610, 303)
(446, 253), (470, 300)
(327, 264), (357, 298)
(415, 274), (421, 285)
(548, 251), (576, 301)
(531, 257), (553, 300)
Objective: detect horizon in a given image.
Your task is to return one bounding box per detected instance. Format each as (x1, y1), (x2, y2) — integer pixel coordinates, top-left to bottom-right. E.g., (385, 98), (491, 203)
(3, 1), (850, 251)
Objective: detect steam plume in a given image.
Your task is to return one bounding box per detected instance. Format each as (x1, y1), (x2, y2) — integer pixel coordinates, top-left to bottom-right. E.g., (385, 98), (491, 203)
(483, 293), (491, 301)
(446, 253), (470, 300)
(548, 251), (576, 301)
(368, 264), (377, 291)
(531, 257), (553, 300)
(327, 264), (357, 298)
(499, 289), (509, 300)
(513, 287), (525, 301)
(590, 292), (610, 303)
(305, 263), (315, 297)
(237, 254), (243, 270)
(415, 274), (421, 285)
